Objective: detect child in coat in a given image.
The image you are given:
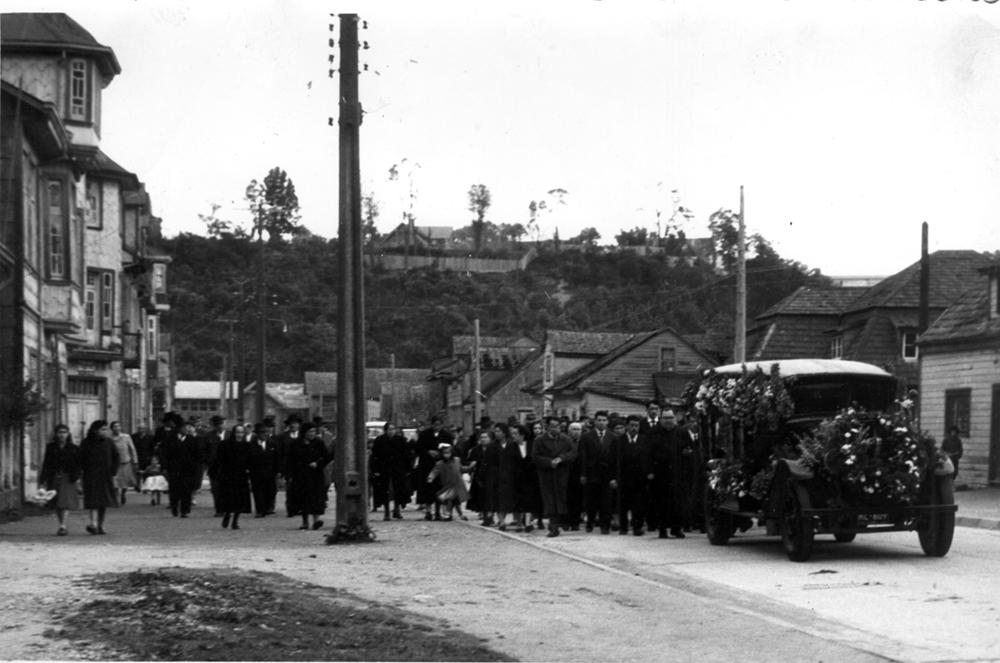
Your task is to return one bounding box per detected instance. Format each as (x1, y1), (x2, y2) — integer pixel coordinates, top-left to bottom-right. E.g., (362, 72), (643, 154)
(427, 445), (470, 521)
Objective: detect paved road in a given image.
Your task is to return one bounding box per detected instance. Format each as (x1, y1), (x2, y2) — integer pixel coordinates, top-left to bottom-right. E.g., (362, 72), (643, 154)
(2, 497), (998, 662)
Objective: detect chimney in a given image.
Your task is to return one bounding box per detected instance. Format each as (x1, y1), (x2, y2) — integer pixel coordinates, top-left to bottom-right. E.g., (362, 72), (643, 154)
(919, 222), (929, 334)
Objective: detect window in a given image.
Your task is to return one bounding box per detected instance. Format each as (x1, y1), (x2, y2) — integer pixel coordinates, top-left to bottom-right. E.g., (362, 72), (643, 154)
(47, 179), (67, 279)
(944, 389), (971, 437)
(68, 378), (102, 397)
(830, 336), (843, 359)
(22, 149), (39, 267)
(544, 354), (553, 384)
(69, 60), (88, 120)
(85, 271), (98, 331)
(659, 346), (676, 373)
(153, 263), (167, 293)
(147, 315), (158, 359)
(901, 331), (918, 362)
(101, 272), (114, 332)
(85, 180), (102, 229)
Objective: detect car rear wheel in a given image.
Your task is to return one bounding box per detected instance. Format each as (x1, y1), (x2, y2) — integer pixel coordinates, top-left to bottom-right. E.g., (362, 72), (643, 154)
(918, 476), (955, 558)
(781, 478), (814, 562)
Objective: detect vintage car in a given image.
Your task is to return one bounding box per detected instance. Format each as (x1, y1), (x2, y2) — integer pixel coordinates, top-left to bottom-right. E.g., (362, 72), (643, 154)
(689, 359), (956, 562)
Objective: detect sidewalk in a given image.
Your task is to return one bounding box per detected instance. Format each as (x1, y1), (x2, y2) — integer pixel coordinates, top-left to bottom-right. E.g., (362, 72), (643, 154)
(954, 485), (1000, 531)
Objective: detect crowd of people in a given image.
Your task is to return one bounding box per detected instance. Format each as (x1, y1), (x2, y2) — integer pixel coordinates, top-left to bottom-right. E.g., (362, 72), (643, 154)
(373, 401), (702, 539)
(38, 400), (702, 541)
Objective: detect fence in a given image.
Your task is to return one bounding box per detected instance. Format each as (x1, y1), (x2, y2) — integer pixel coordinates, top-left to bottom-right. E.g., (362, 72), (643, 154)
(367, 248), (536, 273)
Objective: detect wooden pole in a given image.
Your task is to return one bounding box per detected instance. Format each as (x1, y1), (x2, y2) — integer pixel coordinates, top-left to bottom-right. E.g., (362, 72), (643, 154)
(389, 353), (395, 421)
(734, 186), (747, 363)
(329, 13), (373, 543)
(474, 319), (482, 427)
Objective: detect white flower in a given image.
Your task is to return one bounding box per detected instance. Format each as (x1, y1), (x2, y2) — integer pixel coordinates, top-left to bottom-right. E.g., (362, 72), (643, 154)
(845, 458), (854, 465)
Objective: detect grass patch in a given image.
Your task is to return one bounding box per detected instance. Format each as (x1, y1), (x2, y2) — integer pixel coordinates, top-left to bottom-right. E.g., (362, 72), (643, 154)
(45, 567), (514, 661)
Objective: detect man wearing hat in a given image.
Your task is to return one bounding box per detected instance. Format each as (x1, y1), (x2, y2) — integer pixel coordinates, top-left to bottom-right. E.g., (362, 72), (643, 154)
(275, 413), (304, 516)
(160, 418), (202, 517)
(313, 416), (336, 491)
(249, 422), (278, 517)
(414, 415), (453, 520)
(201, 415), (228, 516)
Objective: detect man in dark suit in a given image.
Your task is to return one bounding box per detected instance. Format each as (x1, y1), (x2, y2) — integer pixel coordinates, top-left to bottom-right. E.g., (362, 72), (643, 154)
(532, 415), (578, 538)
(160, 418), (202, 518)
(608, 414), (650, 536)
(249, 422), (278, 517)
(638, 400), (661, 435)
(646, 408), (690, 539)
(275, 413), (303, 516)
(200, 415), (227, 516)
(579, 410), (613, 534)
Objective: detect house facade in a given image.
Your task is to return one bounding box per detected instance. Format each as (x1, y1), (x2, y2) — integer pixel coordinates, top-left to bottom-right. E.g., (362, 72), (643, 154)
(538, 328), (718, 418)
(0, 13), (171, 510)
(918, 261), (1000, 488)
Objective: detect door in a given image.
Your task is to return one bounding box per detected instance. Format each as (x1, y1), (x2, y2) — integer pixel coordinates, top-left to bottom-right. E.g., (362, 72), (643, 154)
(67, 399), (102, 441)
(989, 385), (1000, 484)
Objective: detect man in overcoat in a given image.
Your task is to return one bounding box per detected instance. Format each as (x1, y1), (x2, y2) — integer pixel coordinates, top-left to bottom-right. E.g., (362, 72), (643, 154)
(160, 418), (202, 517)
(249, 422), (278, 517)
(579, 410), (613, 533)
(532, 415), (578, 537)
(200, 415), (227, 516)
(414, 416), (453, 520)
(275, 413), (303, 516)
(646, 408), (690, 539)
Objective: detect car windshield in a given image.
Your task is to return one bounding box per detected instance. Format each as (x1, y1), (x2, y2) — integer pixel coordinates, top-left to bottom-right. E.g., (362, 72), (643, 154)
(786, 376), (897, 419)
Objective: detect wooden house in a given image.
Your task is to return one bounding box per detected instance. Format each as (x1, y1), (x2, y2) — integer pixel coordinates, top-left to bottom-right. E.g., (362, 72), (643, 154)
(918, 260), (1000, 487)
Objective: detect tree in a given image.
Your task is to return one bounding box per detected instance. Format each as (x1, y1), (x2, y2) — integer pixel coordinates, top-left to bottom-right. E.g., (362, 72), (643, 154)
(708, 208), (740, 273)
(467, 183), (492, 257)
(245, 167), (301, 242)
(362, 192), (381, 248)
(199, 203), (238, 239)
(572, 227), (601, 246)
(615, 226), (649, 247)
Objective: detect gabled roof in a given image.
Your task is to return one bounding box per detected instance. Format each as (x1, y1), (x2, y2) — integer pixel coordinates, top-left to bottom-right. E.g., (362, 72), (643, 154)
(844, 250), (993, 313)
(420, 226), (453, 240)
(465, 347), (544, 403)
(0, 80), (68, 158)
(749, 317), (839, 360)
(452, 335), (537, 356)
(1, 13), (121, 78)
(84, 150), (141, 190)
(919, 271), (1000, 346)
(546, 330), (635, 355)
(755, 286), (867, 319)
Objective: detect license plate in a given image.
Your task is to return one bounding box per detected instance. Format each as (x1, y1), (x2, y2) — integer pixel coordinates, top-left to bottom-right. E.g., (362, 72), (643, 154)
(857, 513), (890, 523)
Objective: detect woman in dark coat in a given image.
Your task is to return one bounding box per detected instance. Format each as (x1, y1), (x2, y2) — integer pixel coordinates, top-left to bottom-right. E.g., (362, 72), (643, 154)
(79, 420), (119, 535)
(40, 424), (81, 536)
(370, 422), (411, 520)
(466, 430), (494, 525)
(491, 423), (520, 531)
(286, 422), (332, 530)
(210, 424), (253, 530)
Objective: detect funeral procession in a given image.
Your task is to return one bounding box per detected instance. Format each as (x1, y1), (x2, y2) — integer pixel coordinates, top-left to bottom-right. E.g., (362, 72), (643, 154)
(3, 5), (1000, 662)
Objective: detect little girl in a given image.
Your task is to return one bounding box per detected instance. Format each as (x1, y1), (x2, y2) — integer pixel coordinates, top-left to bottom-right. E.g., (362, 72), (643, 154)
(427, 445), (470, 521)
(142, 456), (169, 506)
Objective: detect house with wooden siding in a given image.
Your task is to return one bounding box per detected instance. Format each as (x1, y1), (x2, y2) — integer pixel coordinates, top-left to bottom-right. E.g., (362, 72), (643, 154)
(534, 330), (636, 418)
(918, 260), (1000, 488)
(304, 369), (436, 429)
(532, 328), (717, 419)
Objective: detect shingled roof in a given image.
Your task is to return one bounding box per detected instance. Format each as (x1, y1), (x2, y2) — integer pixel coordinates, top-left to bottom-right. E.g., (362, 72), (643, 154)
(1, 13), (121, 78)
(546, 330), (636, 355)
(919, 263), (1000, 346)
(756, 286), (867, 318)
(844, 250), (993, 313)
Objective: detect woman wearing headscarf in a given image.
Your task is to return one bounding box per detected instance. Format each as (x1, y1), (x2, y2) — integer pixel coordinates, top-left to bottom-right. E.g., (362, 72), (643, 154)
(39, 424), (81, 536)
(79, 420), (120, 535)
(285, 421), (332, 531)
(109, 421), (138, 505)
(210, 423), (253, 530)
(370, 422), (411, 520)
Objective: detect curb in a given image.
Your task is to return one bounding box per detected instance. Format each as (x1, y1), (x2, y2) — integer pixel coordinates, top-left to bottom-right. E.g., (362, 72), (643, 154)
(956, 516), (1000, 531)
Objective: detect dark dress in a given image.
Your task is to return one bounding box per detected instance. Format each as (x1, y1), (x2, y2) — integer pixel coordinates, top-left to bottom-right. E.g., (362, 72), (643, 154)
(210, 437), (252, 514)
(493, 441), (520, 514)
(285, 437), (331, 516)
(80, 433), (120, 509)
(370, 433), (411, 508)
(466, 442), (493, 513)
(40, 440), (82, 511)
(249, 433), (278, 515)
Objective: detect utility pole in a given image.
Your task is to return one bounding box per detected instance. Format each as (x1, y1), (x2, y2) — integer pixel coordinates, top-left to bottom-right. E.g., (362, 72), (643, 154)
(237, 287), (245, 422)
(256, 215), (266, 424)
(328, 13), (373, 543)
(734, 186), (747, 363)
(473, 319), (482, 426)
(388, 353), (395, 421)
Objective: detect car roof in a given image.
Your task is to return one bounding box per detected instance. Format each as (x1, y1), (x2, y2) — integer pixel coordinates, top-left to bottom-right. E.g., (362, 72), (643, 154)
(710, 359), (892, 379)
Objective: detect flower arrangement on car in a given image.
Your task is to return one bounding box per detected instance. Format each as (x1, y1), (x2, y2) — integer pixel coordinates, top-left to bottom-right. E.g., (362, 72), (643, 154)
(796, 406), (943, 506)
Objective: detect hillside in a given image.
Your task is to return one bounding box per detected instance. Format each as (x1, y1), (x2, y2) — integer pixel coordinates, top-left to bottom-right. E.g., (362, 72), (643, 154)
(161, 233), (828, 382)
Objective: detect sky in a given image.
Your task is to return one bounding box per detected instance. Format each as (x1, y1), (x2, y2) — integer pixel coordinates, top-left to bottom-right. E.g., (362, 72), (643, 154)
(6, 0), (1000, 276)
